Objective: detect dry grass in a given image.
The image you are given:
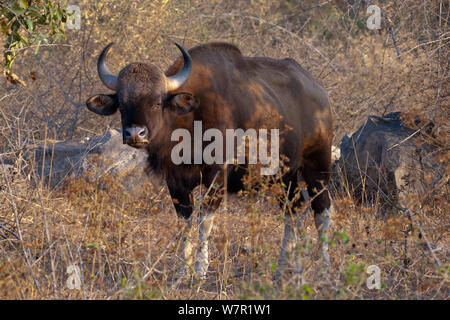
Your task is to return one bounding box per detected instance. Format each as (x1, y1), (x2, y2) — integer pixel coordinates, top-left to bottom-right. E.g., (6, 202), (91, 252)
(0, 0), (448, 299)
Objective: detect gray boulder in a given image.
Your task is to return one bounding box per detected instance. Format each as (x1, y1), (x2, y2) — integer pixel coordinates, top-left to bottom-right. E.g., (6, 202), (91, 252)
(33, 129), (159, 193)
(335, 112), (444, 212)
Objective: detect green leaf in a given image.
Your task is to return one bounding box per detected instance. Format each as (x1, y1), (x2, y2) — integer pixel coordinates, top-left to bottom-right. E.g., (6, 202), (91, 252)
(25, 18), (33, 31)
(0, 21), (7, 35)
(55, 7), (62, 21)
(18, 0), (29, 9)
(121, 277), (127, 287)
(34, 39), (41, 55)
(342, 232), (349, 244)
(27, 6), (42, 18)
(270, 261), (277, 273)
(10, 5), (26, 16)
(86, 242), (99, 249)
(48, 6), (54, 20)
(303, 284), (313, 294)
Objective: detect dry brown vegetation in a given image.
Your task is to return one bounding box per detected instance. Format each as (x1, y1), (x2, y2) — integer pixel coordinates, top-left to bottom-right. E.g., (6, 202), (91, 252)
(0, 0), (449, 299)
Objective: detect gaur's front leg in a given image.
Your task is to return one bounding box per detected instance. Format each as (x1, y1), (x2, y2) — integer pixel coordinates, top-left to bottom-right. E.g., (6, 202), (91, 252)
(193, 172), (223, 279)
(194, 211), (216, 279)
(168, 172), (222, 280)
(314, 207), (331, 265)
(167, 183), (195, 277)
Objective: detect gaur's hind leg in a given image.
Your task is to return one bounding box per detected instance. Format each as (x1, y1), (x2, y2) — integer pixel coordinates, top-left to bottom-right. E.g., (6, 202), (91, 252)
(275, 171), (310, 281)
(302, 149), (332, 265)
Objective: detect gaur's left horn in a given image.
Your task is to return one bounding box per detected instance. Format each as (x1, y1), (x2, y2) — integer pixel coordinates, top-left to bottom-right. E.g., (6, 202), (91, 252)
(165, 43), (192, 92)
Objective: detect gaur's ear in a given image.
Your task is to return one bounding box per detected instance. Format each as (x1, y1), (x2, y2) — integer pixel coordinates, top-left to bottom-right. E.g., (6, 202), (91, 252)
(165, 93), (199, 116)
(86, 94), (118, 116)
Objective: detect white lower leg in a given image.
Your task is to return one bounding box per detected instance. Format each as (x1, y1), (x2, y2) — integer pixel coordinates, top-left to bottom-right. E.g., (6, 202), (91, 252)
(194, 212), (215, 279)
(314, 208), (331, 265)
(278, 215), (304, 270)
(177, 218), (194, 276)
(276, 203), (308, 280)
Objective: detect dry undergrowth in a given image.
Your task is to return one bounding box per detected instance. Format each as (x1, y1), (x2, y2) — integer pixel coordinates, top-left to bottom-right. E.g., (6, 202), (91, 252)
(0, 154), (448, 299)
(0, 0), (449, 299)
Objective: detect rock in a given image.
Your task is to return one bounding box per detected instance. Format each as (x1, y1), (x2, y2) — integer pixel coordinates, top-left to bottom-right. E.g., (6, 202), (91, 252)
(335, 112), (444, 211)
(33, 129), (159, 193)
(0, 163), (18, 189)
(331, 145), (341, 162)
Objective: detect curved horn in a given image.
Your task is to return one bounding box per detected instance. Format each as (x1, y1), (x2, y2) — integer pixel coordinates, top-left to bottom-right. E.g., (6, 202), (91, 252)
(166, 43), (192, 92)
(97, 43), (118, 91)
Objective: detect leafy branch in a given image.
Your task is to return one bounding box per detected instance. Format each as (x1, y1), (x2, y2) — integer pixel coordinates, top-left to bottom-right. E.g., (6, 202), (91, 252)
(0, 0), (69, 72)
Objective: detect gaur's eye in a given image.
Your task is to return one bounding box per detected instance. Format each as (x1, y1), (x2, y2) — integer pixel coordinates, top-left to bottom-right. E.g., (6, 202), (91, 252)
(151, 97), (162, 110)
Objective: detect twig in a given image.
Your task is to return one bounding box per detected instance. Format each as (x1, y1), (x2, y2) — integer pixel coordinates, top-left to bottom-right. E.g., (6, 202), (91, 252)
(2, 44), (73, 54)
(0, 154), (41, 292)
(389, 26), (401, 59)
(387, 128), (421, 151)
(201, 13), (343, 79)
(413, 208), (442, 267)
(399, 35), (450, 57)
(344, 162), (442, 268)
(117, 170), (222, 297)
(31, 166), (58, 294)
(0, 223), (19, 239)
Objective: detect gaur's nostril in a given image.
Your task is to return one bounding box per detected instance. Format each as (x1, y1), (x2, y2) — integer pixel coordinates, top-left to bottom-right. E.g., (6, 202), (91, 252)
(124, 128), (132, 139)
(138, 127), (147, 137)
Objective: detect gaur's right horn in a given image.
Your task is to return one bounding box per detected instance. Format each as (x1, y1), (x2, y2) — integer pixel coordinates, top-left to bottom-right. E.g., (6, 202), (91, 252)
(97, 43), (118, 91)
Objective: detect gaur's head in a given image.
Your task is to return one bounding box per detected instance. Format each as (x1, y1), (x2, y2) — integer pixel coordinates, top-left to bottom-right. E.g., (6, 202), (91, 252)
(86, 43), (199, 148)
